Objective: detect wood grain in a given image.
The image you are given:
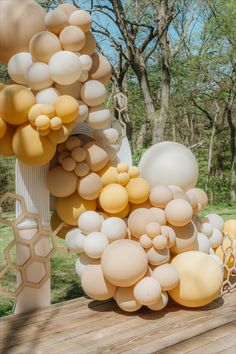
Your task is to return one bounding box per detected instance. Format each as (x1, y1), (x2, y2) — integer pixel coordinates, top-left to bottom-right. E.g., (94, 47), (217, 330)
(0, 292), (235, 354)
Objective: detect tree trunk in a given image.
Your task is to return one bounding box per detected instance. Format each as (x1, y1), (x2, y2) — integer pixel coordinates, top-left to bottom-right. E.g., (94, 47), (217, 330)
(152, 0), (171, 143)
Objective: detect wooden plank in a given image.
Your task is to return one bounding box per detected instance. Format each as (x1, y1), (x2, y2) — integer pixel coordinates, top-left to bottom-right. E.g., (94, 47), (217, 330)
(0, 292), (235, 354)
(158, 322), (236, 353)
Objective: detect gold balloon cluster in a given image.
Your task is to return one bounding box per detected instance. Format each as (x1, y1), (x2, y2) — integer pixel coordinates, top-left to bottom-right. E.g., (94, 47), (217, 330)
(0, 1), (115, 166)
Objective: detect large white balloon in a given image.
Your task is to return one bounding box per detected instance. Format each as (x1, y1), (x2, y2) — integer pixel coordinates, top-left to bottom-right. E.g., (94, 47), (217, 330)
(48, 51), (82, 85)
(8, 52), (33, 85)
(138, 142), (198, 191)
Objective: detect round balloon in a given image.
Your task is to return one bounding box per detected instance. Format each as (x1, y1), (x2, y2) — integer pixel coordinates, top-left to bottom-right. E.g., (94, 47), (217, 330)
(29, 31), (62, 64)
(56, 192), (97, 226)
(7, 53), (33, 85)
(0, 126), (15, 156)
(99, 184), (129, 214)
(0, 85), (35, 125)
(44, 9), (68, 35)
(0, 0), (46, 64)
(101, 239), (148, 287)
(59, 25), (86, 52)
(46, 166), (77, 197)
(25, 62), (53, 91)
(81, 80), (106, 106)
(89, 53), (111, 84)
(138, 142), (198, 191)
(49, 51), (82, 85)
(115, 286), (142, 312)
(12, 124), (56, 166)
(169, 251), (223, 307)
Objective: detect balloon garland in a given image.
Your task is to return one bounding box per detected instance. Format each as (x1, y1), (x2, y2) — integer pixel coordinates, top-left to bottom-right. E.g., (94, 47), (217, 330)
(0, 0), (234, 313)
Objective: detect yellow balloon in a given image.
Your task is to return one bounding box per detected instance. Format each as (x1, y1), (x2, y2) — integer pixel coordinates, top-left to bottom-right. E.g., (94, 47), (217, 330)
(223, 219), (236, 239)
(0, 126), (14, 156)
(0, 117), (7, 138)
(0, 85), (35, 125)
(106, 202), (130, 218)
(99, 183), (128, 214)
(12, 124), (56, 166)
(169, 251), (223, 307)
(54, 95), (79, 123)
(125, 177), (150, 204)
(56, 192), (97, 226)
(97, 165), (118, 185)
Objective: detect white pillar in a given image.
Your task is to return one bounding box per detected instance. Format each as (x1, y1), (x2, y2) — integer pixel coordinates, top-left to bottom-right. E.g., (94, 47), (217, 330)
(14, 160), (51, 314)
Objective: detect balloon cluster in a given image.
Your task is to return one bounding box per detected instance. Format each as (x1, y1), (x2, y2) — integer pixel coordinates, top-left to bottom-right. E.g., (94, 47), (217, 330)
(0, 1), (115, 167)
(60, 142), (229, 312)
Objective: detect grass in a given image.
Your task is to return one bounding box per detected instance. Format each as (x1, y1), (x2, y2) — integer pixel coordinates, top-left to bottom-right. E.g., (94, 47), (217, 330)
(0, 204), (235, 318)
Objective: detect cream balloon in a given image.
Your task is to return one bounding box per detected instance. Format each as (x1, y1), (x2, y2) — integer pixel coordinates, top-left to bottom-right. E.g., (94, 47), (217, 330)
(128, 208), (157, 239)
(65, 228), (86, 253)
(81, 264), (116, 301)
(147, 291), (169, 311)
(139, 142), (198, 191)
(196, 233), (211, 253)
(75, 253), (100, 277)
(87, 104), (111, 129)
(49, 51), (82, 85)
(25, 62), (53, 91)
(59, 25), (86, 52)
(79, 55), (93, 71)
(0, 0), (46, 64)
(209, 228), (223, 248)
(101, 239), (148, 287)
(81, 80), (106, 106)
(150, 185), (173, 208)
(78, 211), (103, 234)
(44, 9), (68, 35)
(68, 10), (92, 33)
(151, 264), (179, 290)
(134, 277), (161, 306)
(76, 100), (89, 122)
(170, 221), (197, 254)
(8, 53), (33, 85)
(89, 52), (111, 84)
(80, 32), (96, 56)
(29, 31), (62, 64)
(57, 3), (77, 17)
(150, 208), (167, 226)
(115, 286), (142, 312)
(101, 217), (127, 242)
(203, 214), (224, 232)
(84, 232), (109, 259)
(36, 88), (60, 104)
(77, 173), (103, 200)
(201, 223), (213, 237)
(46, 166), (77, 197)
(165, 199), (193, 227)
(146, 247), (170, 266)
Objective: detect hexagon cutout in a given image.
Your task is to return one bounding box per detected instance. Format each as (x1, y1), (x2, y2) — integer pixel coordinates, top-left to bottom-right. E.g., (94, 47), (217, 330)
(33, 233), (54, 258)
(25, 260), (47, 284)
(0, 267), (22, 296)
(0, 192), (26, 224)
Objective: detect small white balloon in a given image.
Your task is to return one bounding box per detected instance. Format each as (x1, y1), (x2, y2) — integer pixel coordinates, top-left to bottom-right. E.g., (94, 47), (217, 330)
(79, 54), (92, 71)
(84, 232), (109, 259)
(81, 80), (106, 106)
(197, 232), (211, 253)
(78, 211), (103, 235)
(209, 228), (223, 248)
(75, 253), (100, 277)
(203, 214), (224, 231)
(65, 228), (86, 253)
(201, 222), (213, 238)
(36, 87), (60, 104)
(78, 70), (89, 83)
(25, 62), (53, 91)
(101, 217), (127, 242)
(8, 52), (33, 85)
(49, 50), (82, 85)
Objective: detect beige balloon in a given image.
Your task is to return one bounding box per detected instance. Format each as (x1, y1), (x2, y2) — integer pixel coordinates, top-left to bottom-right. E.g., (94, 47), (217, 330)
(57, 3), (77, 17)
(165, 199), (193, 227)
(170, 221), (198, 254)
(147, 291), (168, 311)
(149, 185), (173, 208)
(81, 80), (106, 107)
(81, 264), (116, 301)
(77, 100), (89, 121)
(55, 82), (82, 100)
(85, 141), (109, 172)
(150, 208), (167, 226)
(115, 286), (142, 312)
(77, 173), (103, 200)
(46, 166), (77, 197)
(87, 104), (111, 129)
(133, 276), (162, 306)
(0, 0), (46, 64)
(44, 9), (68, 35)
(101, 239), (148, 287)
(59, 25), (86, 52)
(89, 52), (111, 84)
(80, 32), (96, 56)
(151, 264), (179, 290)
(29, 31), (62, 64)
(146, 247), (170, 266)
(69, 10), (92, 33)
(25, 62), (53, 91)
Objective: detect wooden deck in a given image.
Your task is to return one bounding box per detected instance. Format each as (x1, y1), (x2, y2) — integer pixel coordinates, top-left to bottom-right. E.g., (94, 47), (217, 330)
(0, 292), (235, 354)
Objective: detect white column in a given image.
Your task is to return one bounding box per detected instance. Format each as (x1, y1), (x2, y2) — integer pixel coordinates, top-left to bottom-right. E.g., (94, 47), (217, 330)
(14, 160), (51, 314)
